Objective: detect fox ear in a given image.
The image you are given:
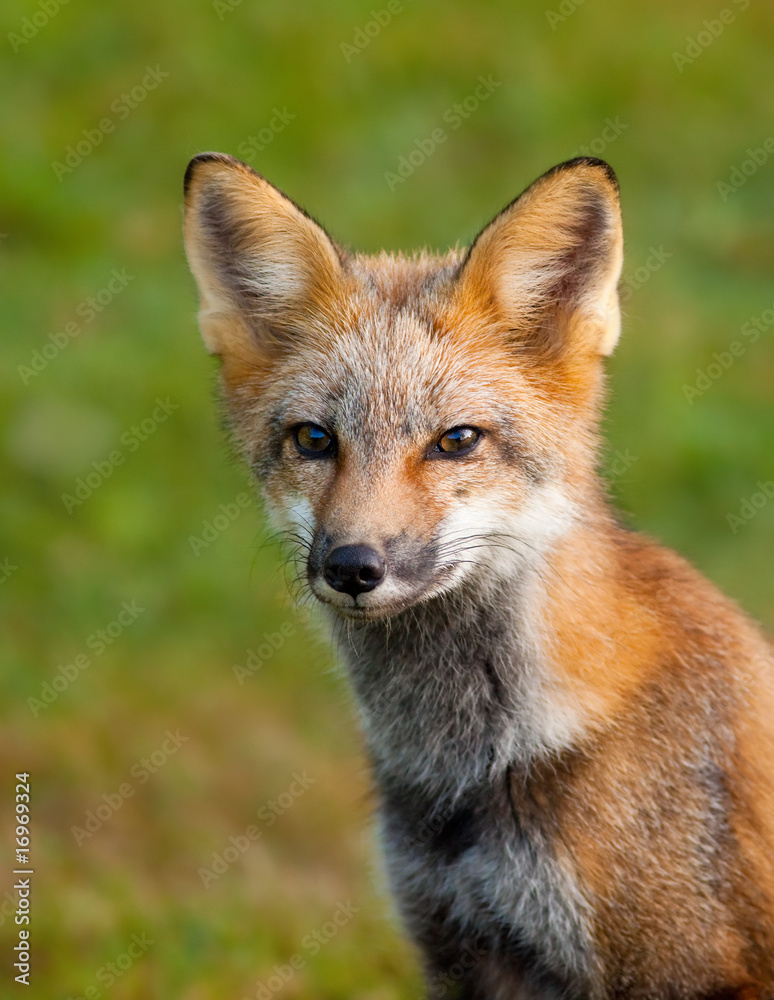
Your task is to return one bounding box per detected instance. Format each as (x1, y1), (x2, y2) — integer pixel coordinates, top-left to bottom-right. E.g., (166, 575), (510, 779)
(183, 152), (343, 357)
(458, 158), (623, 358)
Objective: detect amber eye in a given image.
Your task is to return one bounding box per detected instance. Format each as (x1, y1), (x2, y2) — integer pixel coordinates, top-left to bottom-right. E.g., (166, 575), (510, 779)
(435, 427), (481, 455)
(293, 423), (334, 457)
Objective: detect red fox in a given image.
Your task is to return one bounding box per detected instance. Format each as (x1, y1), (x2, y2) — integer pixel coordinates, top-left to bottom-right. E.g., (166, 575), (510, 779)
(183, 153), (774, 999)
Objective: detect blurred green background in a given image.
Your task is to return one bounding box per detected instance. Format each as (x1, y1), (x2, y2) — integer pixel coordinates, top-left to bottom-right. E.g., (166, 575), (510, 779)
(1, 0), (773, 996)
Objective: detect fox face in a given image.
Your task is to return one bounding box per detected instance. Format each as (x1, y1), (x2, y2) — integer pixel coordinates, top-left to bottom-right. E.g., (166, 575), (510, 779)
(184, 154), (623, 621)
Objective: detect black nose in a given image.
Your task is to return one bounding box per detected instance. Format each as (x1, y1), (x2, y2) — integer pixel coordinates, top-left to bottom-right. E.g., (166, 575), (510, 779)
(323, 545), (387, 597)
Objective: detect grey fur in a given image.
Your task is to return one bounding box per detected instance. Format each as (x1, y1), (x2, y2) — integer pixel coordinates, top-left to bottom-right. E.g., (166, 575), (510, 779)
(329, 575), (597, 996)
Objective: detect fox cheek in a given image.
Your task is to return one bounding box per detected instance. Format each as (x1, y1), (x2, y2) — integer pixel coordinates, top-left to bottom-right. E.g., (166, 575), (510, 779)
(285, 497), (317, 542)
(264, 451), (335, 523)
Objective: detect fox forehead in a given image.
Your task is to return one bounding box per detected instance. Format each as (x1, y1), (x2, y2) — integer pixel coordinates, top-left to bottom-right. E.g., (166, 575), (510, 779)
(266, 257), (546, 448)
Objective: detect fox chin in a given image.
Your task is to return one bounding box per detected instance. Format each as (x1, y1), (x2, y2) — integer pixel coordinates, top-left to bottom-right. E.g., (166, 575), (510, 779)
(184, 152), (774, 1000)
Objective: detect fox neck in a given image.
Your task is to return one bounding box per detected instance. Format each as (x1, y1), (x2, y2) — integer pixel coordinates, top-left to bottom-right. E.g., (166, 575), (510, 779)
(339, 511), (628, 805)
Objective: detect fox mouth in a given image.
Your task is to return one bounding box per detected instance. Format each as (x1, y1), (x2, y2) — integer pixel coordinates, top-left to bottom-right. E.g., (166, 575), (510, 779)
(308, 562), (462, 621)
(312, 589), (428, 622)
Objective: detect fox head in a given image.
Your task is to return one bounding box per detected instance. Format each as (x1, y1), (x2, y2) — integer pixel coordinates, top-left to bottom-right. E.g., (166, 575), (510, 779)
(183, 154), (623, 620)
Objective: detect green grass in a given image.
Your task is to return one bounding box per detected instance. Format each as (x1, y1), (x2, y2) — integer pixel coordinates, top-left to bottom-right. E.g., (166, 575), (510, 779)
(1, 0), (773, 996)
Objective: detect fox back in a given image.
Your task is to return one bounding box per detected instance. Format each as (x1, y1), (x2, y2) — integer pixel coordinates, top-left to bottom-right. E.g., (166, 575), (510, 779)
(184, 153), (774, 999)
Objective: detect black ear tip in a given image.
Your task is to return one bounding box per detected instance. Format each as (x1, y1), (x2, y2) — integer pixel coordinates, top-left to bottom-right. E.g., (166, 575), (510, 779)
(551, 156), (619, 191)
(184, 152), (242, 196)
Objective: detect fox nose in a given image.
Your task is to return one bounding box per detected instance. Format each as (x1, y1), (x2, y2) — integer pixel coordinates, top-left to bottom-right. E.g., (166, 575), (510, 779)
(323, 545), (387, 597)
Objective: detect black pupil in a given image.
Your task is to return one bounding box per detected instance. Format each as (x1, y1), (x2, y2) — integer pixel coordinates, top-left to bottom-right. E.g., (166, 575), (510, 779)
(301, 425), (329, 450)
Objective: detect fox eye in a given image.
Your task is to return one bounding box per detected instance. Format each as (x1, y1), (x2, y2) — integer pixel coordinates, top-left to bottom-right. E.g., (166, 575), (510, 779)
(293, 423), (335, 457)
(435, 427), (481, 455)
